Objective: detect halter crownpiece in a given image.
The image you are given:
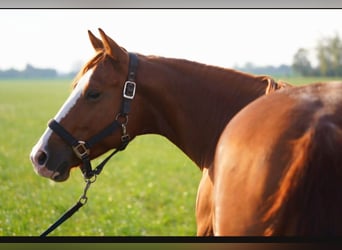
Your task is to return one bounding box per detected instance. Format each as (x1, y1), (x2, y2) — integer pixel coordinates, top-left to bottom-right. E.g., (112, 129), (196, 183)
(120, 52), (138, 116)
(48, 52), (138, 179)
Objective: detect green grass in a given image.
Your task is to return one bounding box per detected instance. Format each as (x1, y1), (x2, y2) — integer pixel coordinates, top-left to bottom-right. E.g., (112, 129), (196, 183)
(0, 76), (340, 236)
(273, 76), (342, 85)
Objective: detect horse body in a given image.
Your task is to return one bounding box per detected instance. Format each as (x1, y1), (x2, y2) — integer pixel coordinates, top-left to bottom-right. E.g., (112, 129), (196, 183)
(30, 29), (287, 235)
(214, 82), (342, 236)
(134, 56), (287, 235)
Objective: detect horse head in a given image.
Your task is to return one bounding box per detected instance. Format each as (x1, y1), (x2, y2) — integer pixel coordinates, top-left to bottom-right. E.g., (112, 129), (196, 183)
(30, 29), (138, 182)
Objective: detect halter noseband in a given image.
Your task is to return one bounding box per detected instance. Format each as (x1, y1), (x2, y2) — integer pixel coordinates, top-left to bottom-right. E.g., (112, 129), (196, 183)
(48, 52), (138, 180)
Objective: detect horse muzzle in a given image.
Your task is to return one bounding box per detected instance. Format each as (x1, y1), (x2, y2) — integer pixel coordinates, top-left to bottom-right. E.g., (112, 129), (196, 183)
(30, 140), (74, 182)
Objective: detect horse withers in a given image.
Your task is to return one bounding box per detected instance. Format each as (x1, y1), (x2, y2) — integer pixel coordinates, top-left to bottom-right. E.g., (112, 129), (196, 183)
(30, 28), (288, 235)
(214, 81), (342, 236)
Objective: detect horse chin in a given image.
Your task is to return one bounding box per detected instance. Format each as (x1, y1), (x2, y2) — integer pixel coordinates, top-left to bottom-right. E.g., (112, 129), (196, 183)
(51, 171), (70, 182)
(49, 161), (74, 182)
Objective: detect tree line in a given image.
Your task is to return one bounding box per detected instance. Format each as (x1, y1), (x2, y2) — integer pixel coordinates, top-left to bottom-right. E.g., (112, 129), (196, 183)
(0, 64), (57, 78)
(234, 63), (293, 77)
(292, 34), (342, 77)
(0, 64), (76, 78)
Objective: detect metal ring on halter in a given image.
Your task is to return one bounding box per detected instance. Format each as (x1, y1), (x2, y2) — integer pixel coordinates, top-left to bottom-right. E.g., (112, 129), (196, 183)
(85, 173), (97, 183)
(115, 113), (128, 125)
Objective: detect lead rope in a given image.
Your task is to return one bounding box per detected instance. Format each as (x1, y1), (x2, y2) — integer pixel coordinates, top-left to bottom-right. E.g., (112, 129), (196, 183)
(40, 141), (128, 237)
(40, 177), (94, 237)
(40, 127), (130, 237)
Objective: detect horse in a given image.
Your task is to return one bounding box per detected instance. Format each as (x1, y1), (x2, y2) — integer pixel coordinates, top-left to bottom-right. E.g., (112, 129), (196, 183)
(30, 28), (289, 236)
(213, 81), (342, 236)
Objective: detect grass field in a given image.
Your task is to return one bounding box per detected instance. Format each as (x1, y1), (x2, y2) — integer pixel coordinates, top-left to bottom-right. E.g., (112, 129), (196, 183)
(0, 76), (341, 236)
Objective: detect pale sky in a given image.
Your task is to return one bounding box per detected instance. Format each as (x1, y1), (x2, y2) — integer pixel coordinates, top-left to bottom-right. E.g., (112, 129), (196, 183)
(1, 9), (342, 73)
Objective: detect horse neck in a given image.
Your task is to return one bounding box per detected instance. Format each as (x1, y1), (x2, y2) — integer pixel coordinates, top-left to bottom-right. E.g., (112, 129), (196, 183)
(134, 55), (267, 169)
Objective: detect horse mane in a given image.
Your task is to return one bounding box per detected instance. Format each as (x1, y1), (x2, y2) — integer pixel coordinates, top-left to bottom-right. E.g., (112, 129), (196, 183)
(71, 51), (105, 89)
(263, 115), (342, 236)
(264, 78), (292, 95)
(153, 56), (287, 98)
(72, 52), (288, 97)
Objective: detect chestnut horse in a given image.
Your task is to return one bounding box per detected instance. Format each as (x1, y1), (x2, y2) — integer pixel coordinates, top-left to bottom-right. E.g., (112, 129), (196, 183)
(30, 29), (288, 236)
(214, 81), (342, 236)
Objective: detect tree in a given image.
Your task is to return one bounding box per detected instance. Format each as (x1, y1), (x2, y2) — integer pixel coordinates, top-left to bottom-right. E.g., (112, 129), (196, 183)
(316, 40), (329, 76)
(328, 34), (342, 76)
(316, 34), (342, 76)
(292, 34), (342, 77)
(292, 48), (313, 76)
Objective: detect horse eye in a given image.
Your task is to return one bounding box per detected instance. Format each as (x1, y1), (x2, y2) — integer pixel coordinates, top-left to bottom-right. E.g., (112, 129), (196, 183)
(86, 90), (101, 100)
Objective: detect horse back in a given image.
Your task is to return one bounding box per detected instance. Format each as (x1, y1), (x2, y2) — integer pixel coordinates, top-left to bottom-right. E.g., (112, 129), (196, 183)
(213, 82), (342, 236)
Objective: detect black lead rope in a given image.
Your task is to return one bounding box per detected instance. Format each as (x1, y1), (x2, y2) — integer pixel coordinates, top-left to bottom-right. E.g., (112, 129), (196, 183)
(40, 179), (91, 237)
(40, 145), (125, 237)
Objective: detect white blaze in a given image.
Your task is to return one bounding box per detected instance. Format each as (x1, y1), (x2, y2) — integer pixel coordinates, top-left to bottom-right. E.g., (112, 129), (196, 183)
(54, 69), (93, 122)
(30, 69), (93, 174)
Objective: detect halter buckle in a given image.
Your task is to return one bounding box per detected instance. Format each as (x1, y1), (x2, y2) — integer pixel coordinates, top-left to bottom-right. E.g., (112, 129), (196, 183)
(123, 81), (136, 99)
(73, 141), (90, 159)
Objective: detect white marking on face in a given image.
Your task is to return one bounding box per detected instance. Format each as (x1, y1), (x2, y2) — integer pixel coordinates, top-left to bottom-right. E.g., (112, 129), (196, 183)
(30, 69), (94, 176)
(54, 69), (94, 122)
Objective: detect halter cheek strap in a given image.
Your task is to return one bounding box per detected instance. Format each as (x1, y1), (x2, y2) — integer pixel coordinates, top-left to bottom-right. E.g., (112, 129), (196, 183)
(120, 51), (138, 116)
(48, 52), (138, 179)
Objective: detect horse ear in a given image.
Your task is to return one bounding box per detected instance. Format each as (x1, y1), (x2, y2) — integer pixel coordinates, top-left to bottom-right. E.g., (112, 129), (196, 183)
(88, 30), (103, 51)
(98, 28), (127, 62)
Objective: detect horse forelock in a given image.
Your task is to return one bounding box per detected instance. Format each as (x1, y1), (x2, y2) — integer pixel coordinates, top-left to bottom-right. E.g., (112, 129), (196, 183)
(72, 51), (105, 89)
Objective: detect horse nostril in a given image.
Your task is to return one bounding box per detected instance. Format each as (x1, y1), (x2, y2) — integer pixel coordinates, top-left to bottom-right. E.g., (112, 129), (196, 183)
(36, 150), (48, 166)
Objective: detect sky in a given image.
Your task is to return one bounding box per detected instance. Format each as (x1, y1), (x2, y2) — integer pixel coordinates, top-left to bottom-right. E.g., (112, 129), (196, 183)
(1, 9), (342, 73)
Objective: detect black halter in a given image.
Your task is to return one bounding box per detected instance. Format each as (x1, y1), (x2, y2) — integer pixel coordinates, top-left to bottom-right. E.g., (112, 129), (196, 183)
(48, 53), (138, 180)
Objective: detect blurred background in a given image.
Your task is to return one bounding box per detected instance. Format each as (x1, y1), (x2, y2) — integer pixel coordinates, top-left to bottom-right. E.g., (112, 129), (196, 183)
(1, 9), (342, 237)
